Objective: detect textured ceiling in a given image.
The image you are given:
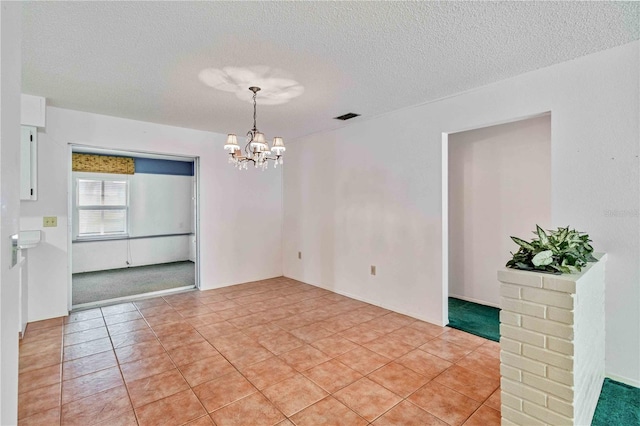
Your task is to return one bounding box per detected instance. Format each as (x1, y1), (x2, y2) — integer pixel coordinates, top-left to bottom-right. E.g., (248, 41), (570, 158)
(22, 2), (639, 141)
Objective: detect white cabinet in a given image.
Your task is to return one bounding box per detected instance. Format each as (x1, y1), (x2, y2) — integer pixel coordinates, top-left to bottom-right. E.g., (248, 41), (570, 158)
(20, 94), (46, 127)
(20, 126), (38, 201)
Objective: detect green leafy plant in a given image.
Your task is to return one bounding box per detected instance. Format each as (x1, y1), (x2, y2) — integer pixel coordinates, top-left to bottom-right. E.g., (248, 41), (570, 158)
(506, 225), (597, 274)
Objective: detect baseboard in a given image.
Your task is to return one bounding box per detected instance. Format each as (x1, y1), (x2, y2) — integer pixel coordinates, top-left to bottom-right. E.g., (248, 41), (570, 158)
(605, 373), (640, 388)
(71, 285), (195, 311)
(28, 308), (71, 324)
(73, 258), (193, 275)
(200, 274), (285, 291)
(448, 293), (500, 309)
(284, 275), (444, 326)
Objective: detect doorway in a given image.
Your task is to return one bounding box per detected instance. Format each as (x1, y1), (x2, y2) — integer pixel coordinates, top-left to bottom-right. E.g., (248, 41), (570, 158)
(68, 146), (200, 309)
(443, 114), (551, 329)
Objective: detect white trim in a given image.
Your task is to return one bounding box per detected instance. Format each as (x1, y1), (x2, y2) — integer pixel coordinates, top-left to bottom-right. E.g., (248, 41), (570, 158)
(193, 157), (201, 290)
(67, 146), (74, 312)
(605, 374), (640, 389)
(441, 132), (449, 327)
(72, 145), (195, 162)
(72, 285), (196, 311)
(448, 293), (501, 309)
(442, 111), (550, 135)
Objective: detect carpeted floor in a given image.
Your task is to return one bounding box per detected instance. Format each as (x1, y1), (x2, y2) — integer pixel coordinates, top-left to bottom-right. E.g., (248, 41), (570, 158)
(592, 378), (640, 426)
(448, 297), (500, 342)
(72, 261), (195, 305)
(448, 298), (640, 424)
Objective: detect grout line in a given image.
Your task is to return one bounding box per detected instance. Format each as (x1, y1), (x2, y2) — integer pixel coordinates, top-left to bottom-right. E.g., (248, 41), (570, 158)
(20, 278), (499, 425)
(58, 329), (64, 426)
(110, 302), (141, 425)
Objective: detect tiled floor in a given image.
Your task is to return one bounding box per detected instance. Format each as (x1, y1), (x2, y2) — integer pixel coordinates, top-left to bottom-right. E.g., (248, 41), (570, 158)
(17, 277), (501, 426)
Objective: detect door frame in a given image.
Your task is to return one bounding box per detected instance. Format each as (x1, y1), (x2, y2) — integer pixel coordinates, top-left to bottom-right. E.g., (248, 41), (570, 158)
(440, 111), (551, 325)
(67, 144), (201, 310)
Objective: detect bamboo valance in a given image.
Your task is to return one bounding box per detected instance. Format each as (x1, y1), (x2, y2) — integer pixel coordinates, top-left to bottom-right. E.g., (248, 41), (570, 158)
(72, 153), (135, 174)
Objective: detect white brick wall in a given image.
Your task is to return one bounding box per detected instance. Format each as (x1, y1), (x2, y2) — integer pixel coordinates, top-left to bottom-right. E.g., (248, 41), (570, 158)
(498, 255), (606, 426)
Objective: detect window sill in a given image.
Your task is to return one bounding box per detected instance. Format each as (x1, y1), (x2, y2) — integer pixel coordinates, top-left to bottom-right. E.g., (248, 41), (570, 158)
(72, 233), (191, 243)
(73, 234), (129, 243)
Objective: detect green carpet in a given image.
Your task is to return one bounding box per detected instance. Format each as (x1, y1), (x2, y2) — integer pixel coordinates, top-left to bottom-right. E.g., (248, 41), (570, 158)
(73, 261), (195, 305)
(447, 299), (640, 424)
(447, 297), (500, 342)
(592, 378), (640, 426)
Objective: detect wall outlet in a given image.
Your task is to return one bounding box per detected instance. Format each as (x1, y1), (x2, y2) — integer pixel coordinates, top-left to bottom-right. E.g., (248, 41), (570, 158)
(43, 216), (57, 227)
(298, 251), (302, 260)
(371, 265), (376, 276)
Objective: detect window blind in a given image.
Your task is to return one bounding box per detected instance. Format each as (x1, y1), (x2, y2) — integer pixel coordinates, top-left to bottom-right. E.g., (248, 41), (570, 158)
(77, 179), (128, 237)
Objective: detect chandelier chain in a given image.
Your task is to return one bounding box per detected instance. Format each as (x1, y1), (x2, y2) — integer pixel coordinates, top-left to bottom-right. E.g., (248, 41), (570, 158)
(252, 90), (257, 132)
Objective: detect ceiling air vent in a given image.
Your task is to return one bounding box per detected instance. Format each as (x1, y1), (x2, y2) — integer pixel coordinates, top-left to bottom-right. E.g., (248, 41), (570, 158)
(334, 112), (360, 121)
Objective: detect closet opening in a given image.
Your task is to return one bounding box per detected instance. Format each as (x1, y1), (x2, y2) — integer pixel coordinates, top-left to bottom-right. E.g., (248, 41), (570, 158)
(442, 113), (551, 335)
(68, 146), (200, 309)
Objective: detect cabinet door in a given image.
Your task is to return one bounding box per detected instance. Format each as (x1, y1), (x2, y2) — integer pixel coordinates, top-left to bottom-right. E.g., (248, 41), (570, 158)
(20, 126), (37, 200)
(20, 94), (46, 127)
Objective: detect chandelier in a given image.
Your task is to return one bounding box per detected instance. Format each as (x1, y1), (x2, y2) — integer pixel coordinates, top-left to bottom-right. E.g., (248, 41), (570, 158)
(223, 87), (285, 170)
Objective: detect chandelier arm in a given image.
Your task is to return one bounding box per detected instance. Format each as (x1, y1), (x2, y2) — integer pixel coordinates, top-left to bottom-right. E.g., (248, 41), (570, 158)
(244, 130), (253, 157)
(232, 155), (254, 165)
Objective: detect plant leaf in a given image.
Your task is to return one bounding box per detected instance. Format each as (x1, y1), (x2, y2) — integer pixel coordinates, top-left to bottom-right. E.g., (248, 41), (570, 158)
(536, 225), (550, 247)
(550, 264), (571, 274)
(532, 250), (553, 266)
(557, 227), (569, 243)
(515, 262), (533, 270)
(511, 236), (536, 251)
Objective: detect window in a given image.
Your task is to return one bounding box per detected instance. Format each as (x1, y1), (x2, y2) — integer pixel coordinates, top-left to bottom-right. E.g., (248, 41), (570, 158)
(77, 178), (128, 238)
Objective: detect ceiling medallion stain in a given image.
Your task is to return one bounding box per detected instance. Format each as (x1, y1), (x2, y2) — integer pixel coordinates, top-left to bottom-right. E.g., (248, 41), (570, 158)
(198, 66), (304, 105)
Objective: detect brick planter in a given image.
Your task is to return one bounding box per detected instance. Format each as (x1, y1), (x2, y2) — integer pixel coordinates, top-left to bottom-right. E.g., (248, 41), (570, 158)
(497, 254), (607, 426)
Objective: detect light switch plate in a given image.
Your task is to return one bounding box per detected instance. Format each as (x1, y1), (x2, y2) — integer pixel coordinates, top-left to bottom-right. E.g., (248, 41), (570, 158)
(43, 216), (57, 227)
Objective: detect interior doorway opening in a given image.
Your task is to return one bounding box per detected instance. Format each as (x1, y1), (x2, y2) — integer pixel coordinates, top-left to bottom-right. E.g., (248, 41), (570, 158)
(442, 113), (552, 330)
(68, 146), (200, 309)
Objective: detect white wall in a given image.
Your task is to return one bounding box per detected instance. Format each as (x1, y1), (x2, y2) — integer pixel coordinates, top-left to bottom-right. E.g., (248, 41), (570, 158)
(72, 235), (191, 274)
(20, 106), (283, 321)
(283, 41), (639, 385)
(128, 173), (194, 237)
(0, 3), (22, 424)
(448, 115), (552, 307)
(71, 171), (194, 273)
